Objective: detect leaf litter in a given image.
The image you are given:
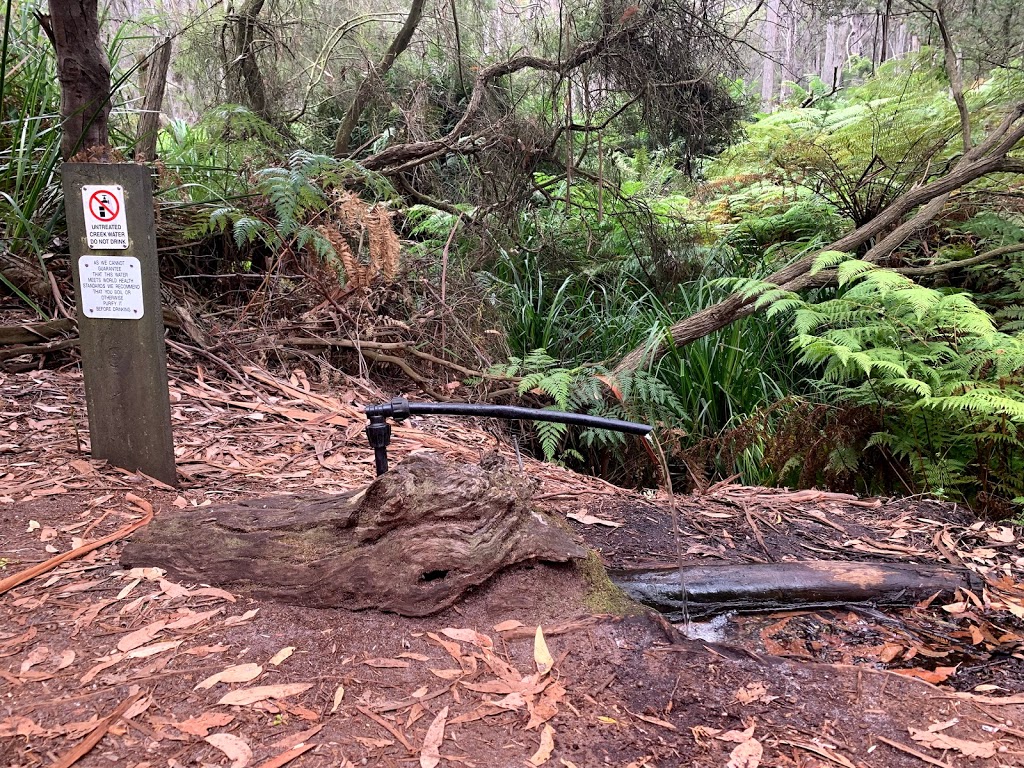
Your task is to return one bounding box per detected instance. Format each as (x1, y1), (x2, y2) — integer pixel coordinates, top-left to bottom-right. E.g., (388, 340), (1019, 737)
(4, 365), (1024, 767)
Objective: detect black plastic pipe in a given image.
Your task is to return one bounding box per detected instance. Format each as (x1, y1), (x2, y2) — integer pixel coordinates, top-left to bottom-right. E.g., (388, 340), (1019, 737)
(364, 396), (652, 475)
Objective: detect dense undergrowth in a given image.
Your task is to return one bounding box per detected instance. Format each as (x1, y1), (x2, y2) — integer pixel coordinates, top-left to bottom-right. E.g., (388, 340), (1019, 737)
(2, 6), (1024, 513)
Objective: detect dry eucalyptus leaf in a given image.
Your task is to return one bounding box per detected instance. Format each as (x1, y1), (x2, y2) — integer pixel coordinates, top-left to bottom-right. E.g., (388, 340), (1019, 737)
(205, 732), (252, 768)
(419, 705), (449, 768)
(909, 728), (997, 758)
(19, 646), (49, 675)
(218, 683), (313, 706)
(195, 663), (263, 690)
(175, 712), (235, 737)
(441, 627), (494, 649)
(726, 738), (763, 768)
(493, 620), (524, 632)
(125, 640), (181, 659)
(534, 626), (554, 676)
(529, 724), (556, 766)
(566, 512), (623, 528)
(268, 646), (295, 666)
(331, 684), (345, 713)
(116, 620), (168, 652)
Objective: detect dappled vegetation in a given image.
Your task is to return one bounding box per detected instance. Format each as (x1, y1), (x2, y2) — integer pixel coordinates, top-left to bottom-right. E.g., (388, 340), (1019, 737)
(2, 0), (1024, 512)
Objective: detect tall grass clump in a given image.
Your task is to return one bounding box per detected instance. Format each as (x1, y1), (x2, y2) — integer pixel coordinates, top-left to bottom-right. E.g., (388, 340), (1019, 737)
(0, 0), (63, 314)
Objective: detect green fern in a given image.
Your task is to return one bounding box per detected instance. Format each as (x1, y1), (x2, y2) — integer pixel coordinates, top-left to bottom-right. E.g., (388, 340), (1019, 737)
(770, 262), (1024, 504)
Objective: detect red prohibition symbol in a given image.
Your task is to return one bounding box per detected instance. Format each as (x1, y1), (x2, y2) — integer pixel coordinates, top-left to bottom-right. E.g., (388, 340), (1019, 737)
(88, 189), (120, 221)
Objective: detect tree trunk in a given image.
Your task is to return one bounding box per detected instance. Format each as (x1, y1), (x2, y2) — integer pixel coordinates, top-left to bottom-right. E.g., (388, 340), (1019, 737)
(121, 453), (587, 616)
(612, 561), (976, 620)
(821, 19), (838, 88)
(760, 0), (782, 109)
(879, 0), (893, 64)
(134, 37), (172, 161)
(224, 0), (270, 120)
(333, 0), (427, 157)
(49, 0), (111, 159)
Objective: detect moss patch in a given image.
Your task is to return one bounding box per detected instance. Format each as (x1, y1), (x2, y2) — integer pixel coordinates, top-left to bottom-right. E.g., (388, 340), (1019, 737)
(579, 550), (641, 616)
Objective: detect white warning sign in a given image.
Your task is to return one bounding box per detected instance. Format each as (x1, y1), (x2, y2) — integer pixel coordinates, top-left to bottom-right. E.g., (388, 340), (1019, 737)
(81, 184), (129, 249)
(79, 256), (145, 319)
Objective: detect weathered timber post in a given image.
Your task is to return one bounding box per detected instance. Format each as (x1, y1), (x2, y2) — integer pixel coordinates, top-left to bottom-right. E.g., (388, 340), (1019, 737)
(63, 163), (177, 486)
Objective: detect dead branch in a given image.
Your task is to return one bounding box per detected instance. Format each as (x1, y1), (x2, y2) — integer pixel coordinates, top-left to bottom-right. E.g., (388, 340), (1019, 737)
(0, 496), (154, 597)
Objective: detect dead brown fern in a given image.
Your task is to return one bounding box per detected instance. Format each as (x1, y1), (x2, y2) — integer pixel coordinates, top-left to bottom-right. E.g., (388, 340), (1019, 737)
(318, 224), (367, 289)
(324, 192), (402, 288)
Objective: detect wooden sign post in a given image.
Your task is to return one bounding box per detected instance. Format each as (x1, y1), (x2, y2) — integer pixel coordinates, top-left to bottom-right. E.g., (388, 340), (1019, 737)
(63, 163), (177, 486)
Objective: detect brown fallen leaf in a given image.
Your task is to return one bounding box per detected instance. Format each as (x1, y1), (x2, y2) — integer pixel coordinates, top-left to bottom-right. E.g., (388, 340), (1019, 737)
(190, 587), (237, 602)
(428, 668), (464, 680)
(419, 705), (449, 768)
(626, 709), (677, 732)
(116, 620), (167, 652)
(196, 663), (263, 690)
(0, 715), (45, 738)
(268, 647), (295, 666)
(426, 632), (463, 661)
(529, 723), (556, 766)
(441, 627), (493, 649)
(223, 608), (259, 625)
(184, 644), (231, 657)
(726, 738), (763, 768)
(218, 683), (313, 706)
(205, 732), (253, 768)
(175, 712), (235, 737)
(449, 704), (508, 725)
(490, 620), (522, 634)
(56, 650), (75, 670)
(19, 646), (49, 675)
(355, 736), (394, 748)
(534, 626), (554, 676)
(253, 743), (316, 768)
(909, 728), (997, 758)
(165, 608), (222, 631)
(331, 684), (345, 713)
(566, 512), (623, 528)
(527, 681), (566, 730)
(125, 640), (182, 659)
(363, 658), (410, 669)
(269, 723), (324, 750)
(398, 652), (431, 661)
(734, 682), (778, 705)
(892, 667), (957, 684)
(717, 725), (757, 743)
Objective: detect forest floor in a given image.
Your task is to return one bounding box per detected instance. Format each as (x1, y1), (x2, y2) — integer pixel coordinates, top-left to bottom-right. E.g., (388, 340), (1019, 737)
(4, 365), (1024, 767)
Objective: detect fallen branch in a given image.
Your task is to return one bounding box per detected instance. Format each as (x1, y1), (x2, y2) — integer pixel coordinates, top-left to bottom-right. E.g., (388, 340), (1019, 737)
(0, 318), (75, 345)
(50, 691), (144, 768)
(0, 495), (154, 597)
(875, 735), (953, 768)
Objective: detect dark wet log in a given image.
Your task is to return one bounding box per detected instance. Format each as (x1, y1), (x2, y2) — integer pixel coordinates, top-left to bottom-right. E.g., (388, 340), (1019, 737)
(121, 453), (586, 616)
(612, 561), (977, 621)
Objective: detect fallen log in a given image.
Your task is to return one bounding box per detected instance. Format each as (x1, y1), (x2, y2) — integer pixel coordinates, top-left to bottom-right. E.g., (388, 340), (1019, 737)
(0, 319), (75, 345)
(121, 452), (586, 616)
(611, 561), (978, 620)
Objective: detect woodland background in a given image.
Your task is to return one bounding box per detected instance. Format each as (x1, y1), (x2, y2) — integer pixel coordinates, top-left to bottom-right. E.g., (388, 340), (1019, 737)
(2, 0), (1024, 511)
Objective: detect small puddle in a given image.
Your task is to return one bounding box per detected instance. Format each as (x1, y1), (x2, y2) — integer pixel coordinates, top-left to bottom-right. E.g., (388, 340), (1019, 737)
(676, 613), (734, 643)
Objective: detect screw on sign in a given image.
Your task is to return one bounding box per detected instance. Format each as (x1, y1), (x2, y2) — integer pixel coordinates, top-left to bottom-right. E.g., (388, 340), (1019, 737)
(80, 184), (129, 250)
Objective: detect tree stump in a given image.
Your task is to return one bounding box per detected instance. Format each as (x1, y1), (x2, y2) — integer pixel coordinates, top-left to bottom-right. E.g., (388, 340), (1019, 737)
(121, 453), (586, 616)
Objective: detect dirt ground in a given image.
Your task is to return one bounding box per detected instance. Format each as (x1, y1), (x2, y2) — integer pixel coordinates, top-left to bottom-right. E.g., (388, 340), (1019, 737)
(5, 367), (1024, 767)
